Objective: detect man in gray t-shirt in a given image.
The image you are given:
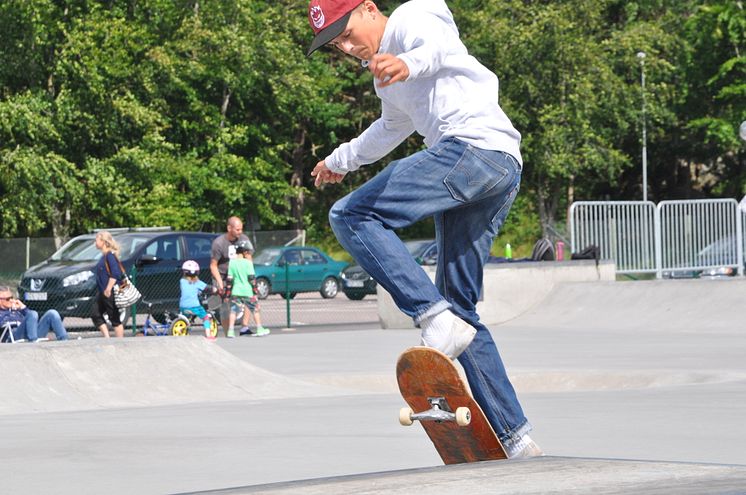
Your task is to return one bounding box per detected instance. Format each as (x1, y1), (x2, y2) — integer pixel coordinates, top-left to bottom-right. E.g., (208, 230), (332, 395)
(210, 216), (253, 334)
(210, 216), (253, 291)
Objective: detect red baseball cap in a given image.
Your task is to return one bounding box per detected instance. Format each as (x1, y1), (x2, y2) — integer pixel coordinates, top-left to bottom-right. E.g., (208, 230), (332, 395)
(307, 0), (362, 56)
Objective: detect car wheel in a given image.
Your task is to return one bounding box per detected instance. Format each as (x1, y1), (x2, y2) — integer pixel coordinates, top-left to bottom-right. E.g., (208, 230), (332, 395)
(320, 277), (339, 299)
(256, 277), (270, 300)
(282, 292), (297, 300)
(345, 292), (366, 301)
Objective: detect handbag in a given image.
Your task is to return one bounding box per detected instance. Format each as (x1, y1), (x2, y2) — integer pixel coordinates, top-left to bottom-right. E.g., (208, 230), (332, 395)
(104, 255), (142, 309)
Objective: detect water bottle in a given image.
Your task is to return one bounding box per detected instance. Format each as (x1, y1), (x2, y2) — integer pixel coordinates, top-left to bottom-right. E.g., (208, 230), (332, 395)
(505, 243), (513, 259)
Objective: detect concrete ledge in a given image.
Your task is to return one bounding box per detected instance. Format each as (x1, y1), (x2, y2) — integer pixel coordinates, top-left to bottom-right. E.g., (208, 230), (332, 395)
(377, 260), (615, 328)
(184, 456), (746, 494)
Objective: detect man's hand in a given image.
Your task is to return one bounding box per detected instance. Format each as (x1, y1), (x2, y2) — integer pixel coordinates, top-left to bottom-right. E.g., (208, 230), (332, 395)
(311, 160), (346, 188)
(369, 53), (410, 88)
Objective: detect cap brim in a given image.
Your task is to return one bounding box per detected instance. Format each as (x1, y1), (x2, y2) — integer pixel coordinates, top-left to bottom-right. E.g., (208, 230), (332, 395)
(307, 10), (352, 56)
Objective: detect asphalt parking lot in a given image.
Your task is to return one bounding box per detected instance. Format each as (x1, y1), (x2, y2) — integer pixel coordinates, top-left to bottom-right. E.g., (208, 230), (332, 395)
(62, 293), (381, 332)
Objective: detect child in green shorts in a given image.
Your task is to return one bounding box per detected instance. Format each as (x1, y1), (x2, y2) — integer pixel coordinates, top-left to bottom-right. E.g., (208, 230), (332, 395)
(226, 240), (270, 338)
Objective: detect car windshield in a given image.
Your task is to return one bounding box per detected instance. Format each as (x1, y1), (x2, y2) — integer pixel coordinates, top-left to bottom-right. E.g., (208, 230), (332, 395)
(698, 235), (736, 257)
(254, 248), (282, 266)
(404, 240), (434, 258)
(50, 237), (94, 261)
(49, 235), (153, 261)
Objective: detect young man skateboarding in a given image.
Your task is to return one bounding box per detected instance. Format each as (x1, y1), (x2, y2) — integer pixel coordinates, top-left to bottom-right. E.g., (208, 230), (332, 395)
(307, 0), (541, 458)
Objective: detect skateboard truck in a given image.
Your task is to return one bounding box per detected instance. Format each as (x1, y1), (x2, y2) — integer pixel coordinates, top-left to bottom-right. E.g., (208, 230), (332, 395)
(399, 396), (471, 427)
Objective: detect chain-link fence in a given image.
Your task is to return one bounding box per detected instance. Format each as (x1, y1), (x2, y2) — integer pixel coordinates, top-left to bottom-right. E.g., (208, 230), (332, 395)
(0, 237), (59, 287)
(1, 231), (379, 335)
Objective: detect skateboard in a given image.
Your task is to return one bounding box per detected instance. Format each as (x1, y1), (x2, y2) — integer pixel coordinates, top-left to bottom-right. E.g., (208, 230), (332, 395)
(396, 346), (508, 464)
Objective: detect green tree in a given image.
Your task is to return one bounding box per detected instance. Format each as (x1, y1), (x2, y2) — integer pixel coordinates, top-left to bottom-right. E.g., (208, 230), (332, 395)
(679, 0), (746, 197)
(1, 0), (744, 256)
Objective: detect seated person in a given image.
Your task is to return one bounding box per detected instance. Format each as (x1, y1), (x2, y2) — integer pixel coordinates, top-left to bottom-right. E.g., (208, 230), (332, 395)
(179, 260), (217, 339)
(0, 286), (68, 342)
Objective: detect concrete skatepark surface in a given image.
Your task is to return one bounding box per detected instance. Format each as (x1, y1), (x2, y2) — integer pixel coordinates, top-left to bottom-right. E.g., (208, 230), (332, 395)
(1, 278), (745, 494)
(180, 458), (746, 494)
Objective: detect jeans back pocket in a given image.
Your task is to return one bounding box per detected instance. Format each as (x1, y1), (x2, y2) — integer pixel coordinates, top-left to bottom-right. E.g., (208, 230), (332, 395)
(444, 146), (512, 203)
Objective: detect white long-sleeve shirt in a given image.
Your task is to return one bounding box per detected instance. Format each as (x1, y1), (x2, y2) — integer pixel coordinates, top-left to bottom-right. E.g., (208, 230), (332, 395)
(324, 0), (522, 174)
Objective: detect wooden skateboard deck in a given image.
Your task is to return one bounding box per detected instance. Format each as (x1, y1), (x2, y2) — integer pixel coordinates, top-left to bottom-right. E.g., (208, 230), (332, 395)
(396, 346), (507, 464)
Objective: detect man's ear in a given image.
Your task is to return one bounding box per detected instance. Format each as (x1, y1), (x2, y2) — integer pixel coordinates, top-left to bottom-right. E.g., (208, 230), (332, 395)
(362, 0), (378, 16)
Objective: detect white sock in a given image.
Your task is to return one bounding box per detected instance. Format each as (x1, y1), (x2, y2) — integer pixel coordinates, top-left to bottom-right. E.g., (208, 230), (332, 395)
(420, 310), (476, 359)
(420, 310), (458, 345)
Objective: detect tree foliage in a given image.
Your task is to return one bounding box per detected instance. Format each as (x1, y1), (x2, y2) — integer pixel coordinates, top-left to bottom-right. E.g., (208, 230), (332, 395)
(0, 0), (743, 252)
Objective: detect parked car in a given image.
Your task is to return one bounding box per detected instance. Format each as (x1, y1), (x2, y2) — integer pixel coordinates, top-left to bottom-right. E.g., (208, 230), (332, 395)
(662, 233), (745, 279)
(252, 246), (348, 299)
(340, 264), (377, 300)
(406, 239), (438, 265)
(18, 228), (218, 323)
(340, 240), (437, 300)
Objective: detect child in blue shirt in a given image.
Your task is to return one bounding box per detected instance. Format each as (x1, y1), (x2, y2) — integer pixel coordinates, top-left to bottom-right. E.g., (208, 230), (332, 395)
(179, 260), (216, 339)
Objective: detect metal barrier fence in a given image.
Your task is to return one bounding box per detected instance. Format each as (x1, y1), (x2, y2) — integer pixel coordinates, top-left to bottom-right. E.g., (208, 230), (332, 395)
(570, 201), (657, 274)
(1, 230), (380, 333)
(656, 199), (743, 277)
(570, 199), (745, 278)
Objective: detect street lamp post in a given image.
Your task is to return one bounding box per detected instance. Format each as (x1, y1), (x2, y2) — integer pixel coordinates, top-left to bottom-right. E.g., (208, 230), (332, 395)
(637, 51), (648, 202)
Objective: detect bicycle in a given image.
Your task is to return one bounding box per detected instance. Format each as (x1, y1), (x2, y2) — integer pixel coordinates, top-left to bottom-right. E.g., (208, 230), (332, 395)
(141, 301), (177, 336)
(169, 288), (221, 337)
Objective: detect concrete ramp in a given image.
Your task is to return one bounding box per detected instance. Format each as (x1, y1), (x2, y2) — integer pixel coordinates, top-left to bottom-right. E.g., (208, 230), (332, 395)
(182, 457), (746, 494)
(0, 338), (346, 415)
(512, 278), (746, 332)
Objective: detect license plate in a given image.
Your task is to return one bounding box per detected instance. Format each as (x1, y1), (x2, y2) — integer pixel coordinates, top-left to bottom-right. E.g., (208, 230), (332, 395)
(25, 292), (48, 301)
(346, 280), (364, 288)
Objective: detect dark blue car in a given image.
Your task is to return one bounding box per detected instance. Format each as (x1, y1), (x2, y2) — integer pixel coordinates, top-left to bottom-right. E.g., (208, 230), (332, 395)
(340, 240), (437, 300)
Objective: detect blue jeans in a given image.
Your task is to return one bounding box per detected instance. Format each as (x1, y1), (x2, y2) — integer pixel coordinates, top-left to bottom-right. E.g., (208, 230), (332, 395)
(16, 310), (68, 341)
(329, 137), (530, 444)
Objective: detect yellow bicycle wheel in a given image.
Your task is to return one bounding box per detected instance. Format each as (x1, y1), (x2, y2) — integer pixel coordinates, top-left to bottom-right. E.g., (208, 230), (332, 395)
(170, 317), (190, 336)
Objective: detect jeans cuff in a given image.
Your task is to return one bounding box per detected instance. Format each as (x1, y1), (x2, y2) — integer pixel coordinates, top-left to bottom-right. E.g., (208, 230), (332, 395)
(499, 420), (533, 447)
(413, 300), (452, 327)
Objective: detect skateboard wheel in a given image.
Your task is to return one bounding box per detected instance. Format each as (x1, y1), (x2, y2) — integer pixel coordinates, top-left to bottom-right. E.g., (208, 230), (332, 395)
(399, 407), (414, 426)
(455, 407), (471, 426)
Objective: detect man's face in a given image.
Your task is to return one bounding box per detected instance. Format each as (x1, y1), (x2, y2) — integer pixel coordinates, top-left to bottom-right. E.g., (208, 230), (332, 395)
(330, 3), (381, 61)
(0, 290), (14, 309)
(227, 221), (243, 241)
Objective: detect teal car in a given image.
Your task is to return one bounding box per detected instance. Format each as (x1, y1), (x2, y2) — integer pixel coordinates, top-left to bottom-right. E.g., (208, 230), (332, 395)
(252, 246), (348, 300)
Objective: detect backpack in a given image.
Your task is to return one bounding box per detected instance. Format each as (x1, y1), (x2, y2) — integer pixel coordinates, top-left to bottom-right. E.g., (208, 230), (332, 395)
(531, 238), (556, 261)
(571, 245), (601, 261)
